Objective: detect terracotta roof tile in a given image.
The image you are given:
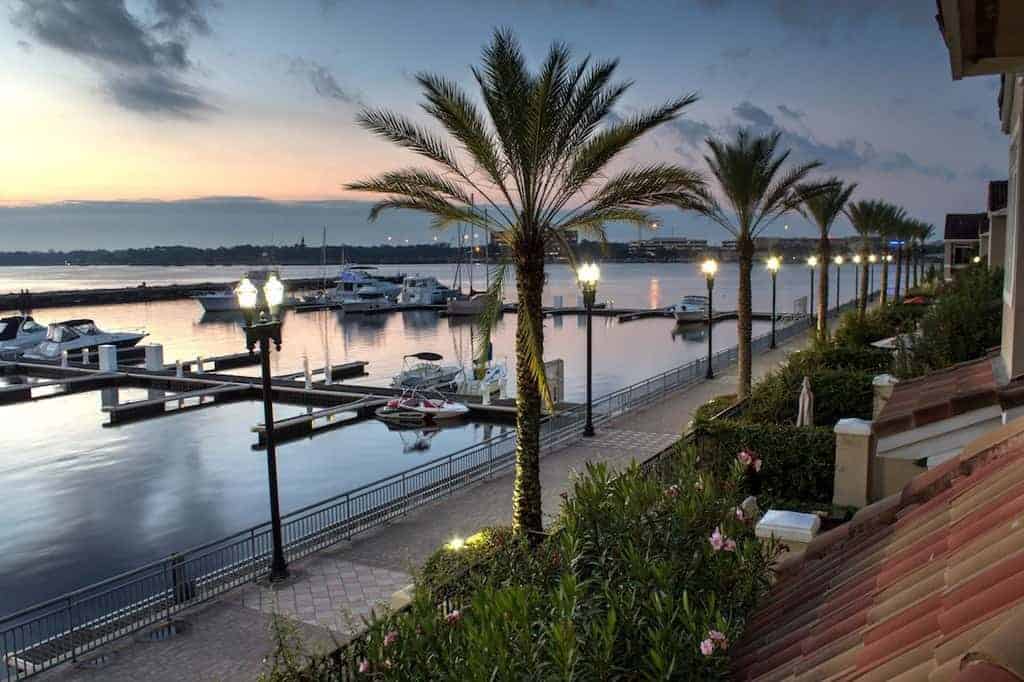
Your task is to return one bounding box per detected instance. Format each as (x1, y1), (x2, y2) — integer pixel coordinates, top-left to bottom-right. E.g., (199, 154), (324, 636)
(874, 358), (998, 439)
(732, 416), (1024, 681)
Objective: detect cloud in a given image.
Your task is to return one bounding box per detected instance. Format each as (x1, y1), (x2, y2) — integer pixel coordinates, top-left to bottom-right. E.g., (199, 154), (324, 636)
(10, 0), (215, 118)
(16, 39), (30, 52)
(289, 58), (361, 104)
(673, 100), (957, 182)
(970, 163), (1005, 181)
(777, 104), (804, 120)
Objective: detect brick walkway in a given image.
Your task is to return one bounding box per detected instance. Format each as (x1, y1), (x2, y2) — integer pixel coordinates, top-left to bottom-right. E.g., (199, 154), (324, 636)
(39, 329), (810, 682)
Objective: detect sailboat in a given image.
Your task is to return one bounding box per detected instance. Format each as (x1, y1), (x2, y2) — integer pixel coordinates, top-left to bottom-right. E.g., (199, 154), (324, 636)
(445, 212), (492, 316)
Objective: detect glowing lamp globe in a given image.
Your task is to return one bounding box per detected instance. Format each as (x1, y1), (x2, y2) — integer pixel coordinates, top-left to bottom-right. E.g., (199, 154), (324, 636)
(834, 255), (844, 266)
(766, 256), (781, 273)
(807, 256), (818, 268)
(263, 274), (284, 308)
(235, 277), (259, 310)
(701, 259), (718, 278)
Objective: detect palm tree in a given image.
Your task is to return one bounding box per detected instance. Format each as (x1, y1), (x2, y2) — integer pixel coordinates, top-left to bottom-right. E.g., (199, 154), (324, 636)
(893, 216), (915, 301)
(846, 200), (894, 318)
(691, 130), (826, 399)
(345, 30), (704, 536)
(799, 178), (856, 335)
(877, 203), (907, 305)
(914, 222), (934, 285)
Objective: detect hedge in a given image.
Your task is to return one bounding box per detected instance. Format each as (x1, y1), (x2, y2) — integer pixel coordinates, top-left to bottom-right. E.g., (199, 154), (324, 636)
(693, 419), (835, 509)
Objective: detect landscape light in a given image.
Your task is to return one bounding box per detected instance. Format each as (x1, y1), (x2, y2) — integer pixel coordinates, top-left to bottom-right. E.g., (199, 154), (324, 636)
(834, 255), (844, 265)
(973, 255), (982, 264)
(447, 537), (466, 551)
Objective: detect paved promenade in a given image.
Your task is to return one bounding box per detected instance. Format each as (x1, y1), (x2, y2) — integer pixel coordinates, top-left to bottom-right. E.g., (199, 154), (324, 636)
(40, 328), (811, 682)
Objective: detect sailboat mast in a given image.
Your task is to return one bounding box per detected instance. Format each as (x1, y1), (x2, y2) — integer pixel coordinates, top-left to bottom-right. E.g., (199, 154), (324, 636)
(469, 195), (475, 294)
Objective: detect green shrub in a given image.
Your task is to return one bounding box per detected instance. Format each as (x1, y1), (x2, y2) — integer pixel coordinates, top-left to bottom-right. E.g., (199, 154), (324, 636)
(692, 394), (737, 424)
(904, 265), (1003, 376)
(693, 419), (835, 508)
(320, 455), (779, 681)
(831, 304), (924, 348)
(743, 365), (874, 426)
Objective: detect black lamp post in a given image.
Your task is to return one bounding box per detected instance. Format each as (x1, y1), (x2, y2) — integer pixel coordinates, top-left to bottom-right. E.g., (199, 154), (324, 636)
(852, 254), (862, 309)
(766, 256), (780, 349)
(701, 258), (718, 379)
(578, 263), (600, 438)
(236, 273), (289, 582)
(807, 255), (817, 327)
(868, 254), (877, 299)
(833, 255), (844, 310)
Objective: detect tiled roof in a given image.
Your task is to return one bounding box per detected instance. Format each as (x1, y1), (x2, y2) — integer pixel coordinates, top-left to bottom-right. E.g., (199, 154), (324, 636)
(944, 214), (987, 242)
(732, 416), (1024, 681)
(989, 181), (1009, 213)
(873, 357), (998, 439)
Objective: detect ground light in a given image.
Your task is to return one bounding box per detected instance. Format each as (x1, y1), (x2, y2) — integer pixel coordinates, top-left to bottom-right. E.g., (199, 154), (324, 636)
(236, 272), (289, 582)
(577, 262), (600, 438)
(701, 258), (718, 379)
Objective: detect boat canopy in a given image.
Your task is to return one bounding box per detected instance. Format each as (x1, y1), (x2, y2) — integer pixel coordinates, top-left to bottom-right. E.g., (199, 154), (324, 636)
(58, 319), (96, 328)
(405, 352), (443, 361)
(0, 316), (27, 341)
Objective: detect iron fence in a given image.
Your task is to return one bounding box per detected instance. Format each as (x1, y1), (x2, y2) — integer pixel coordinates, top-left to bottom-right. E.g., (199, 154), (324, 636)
(0, 296), (864, 679)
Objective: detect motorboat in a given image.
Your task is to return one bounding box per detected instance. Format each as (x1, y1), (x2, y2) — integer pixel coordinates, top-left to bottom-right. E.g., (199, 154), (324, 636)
(445, 293), (488, 316)
(392, 352), (464, 390)
(459, 360), (508, 397)
(329, 266), (399, 312)
(0, 315), (49, 357)
(193, 266), (280, 312)
(671, 295), (710, 322)
(24, 319), (148, 361)
(399, 275), (455, 305)
(376, 390), (469, 425)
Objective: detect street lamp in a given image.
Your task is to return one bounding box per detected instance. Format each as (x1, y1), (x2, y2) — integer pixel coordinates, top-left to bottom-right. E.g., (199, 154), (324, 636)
(833, 255), (844, 310)
(806, 256), (818, 327)
(701, 258), (718, 379)
(972, 255), (982, 264)
(868, 254), (877, 298)
(577, 262), (600, 438)
(852, 254), (862, 308)
(766, 256), (780, 349)
(236, 272), (289, 582)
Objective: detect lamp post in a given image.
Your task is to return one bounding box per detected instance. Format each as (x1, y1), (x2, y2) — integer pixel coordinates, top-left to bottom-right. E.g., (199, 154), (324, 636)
(236, 273), (289, 582)
(868, 254), (877, 299)
(833, 255), (844, 310)
(766, 256), (780, 349)
(806, 256), (818, 328)
(702, 258), (718, 379)
(578, 263), (600, 438)
(852, 254), (862, 309)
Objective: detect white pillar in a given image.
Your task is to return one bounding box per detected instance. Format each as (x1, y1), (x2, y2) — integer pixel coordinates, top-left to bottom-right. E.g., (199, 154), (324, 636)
(175, 359), (183, 378)
(195, 356), (203, 374)
(98, 344), (117, 372)
(1001, 76), (1024, 379)
(833, 418), (875, 509)
(481, 383), (491, 405)
(303, 356), (312, 390)
(60, 350), (68, 368)
(872, 374), (898, 419)
(145, 344), (164, 371)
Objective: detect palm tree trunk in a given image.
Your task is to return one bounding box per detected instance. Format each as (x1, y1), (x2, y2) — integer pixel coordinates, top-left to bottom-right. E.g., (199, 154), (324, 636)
(736, 237), (754, 399)
(894, 245), (903, 301)
(817, 237), (830, 338)
(858, 249), (869, 317)
(511, 243), (545, 537)
(880, 251), (889, 305)
(913, 246), (920, 288)
(904, 248), (911, 293)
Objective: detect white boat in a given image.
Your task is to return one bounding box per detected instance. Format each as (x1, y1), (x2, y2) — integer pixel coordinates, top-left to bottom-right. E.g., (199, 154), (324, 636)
(24, 319), (148, 361)
(329, 266), (399, 312)
(0, 315), (49, 357)
(392, 352), (464, 390)
(671, 295), (710, 322)
(445, 293), (488, 316)
(193, 266), (280, 312)
(458, 360), (508, 397)
(399, 275), (454, 305)
(378, 390), (469, 423)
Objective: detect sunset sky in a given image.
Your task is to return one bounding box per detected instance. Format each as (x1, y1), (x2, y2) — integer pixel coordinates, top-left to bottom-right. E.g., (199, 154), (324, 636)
(0, 0), (1007, 248)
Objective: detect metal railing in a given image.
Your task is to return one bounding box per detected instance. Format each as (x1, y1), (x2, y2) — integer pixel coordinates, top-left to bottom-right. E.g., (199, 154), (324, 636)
(0, 296), (862, 679)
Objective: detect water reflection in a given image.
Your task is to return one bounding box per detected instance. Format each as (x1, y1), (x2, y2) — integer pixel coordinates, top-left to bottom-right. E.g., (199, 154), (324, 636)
(671, 322), (708, 343)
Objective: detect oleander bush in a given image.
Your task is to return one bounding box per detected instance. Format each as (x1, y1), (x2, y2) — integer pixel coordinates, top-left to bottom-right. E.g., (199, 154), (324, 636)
(901, 265), (1003, 377)
(286, 454), (780, 681)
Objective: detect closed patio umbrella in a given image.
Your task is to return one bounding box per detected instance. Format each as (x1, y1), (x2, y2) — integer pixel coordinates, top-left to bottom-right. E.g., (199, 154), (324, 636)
(797, 376), (815, 427)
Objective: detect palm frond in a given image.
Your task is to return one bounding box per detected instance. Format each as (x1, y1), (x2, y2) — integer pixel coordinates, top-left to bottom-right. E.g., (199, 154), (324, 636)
(474, 261), (509, 367)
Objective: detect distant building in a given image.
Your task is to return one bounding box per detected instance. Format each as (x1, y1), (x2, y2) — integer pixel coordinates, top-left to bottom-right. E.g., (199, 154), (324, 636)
(986, 180), (1009, 268)
(628, 236), (708, 260)
(944, 213), (986, 279)
(718, 236), (881, 259)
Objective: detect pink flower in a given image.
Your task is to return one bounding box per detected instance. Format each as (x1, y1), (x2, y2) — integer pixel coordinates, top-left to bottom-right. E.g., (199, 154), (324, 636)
(445, 609), (462, 625)
(737, 450), (752, 466)
(753, 458), (763, 473)
(724, 539), (737, 552)
(709, 630), (727, 642)
(665, 484), (680, 498)
(358, 659), (371, 674)
(735, 507), (745, 522)
(709, 527), (725, 551)
(700, 638), (715, 656)
(383, 630), (398, 647)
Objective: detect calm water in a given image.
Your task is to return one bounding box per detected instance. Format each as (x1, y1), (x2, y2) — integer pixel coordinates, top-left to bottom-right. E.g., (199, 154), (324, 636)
(0, 262), (865, 615)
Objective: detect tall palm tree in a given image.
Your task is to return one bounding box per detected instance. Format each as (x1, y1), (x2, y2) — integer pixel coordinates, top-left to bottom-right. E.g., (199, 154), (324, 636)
(345, 30), (704, 535)
(798, 178), (856, 336)
(846, 200), (894, 318)
(877, 203), (907, 305)
(690, 130), (826, 399)
(893, 216), (915, 301)
(914, 222), (935, 284)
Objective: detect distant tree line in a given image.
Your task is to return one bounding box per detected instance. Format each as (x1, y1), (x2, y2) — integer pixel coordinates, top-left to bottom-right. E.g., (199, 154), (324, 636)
(0, 240), (633, 266)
